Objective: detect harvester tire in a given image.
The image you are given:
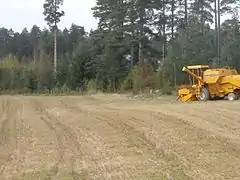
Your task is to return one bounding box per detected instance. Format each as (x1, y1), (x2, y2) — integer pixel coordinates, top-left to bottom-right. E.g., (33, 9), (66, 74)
(199, 87), (210, 101)
(227, 93), (238, 101)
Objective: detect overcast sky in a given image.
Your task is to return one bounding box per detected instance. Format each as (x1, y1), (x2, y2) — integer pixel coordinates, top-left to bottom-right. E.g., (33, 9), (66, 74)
(0, 0), (98, 32)
(0, 0), (232, 33)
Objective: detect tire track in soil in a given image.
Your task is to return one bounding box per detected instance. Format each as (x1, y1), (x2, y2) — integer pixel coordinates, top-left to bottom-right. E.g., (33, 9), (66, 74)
(151, 111), (240, 179)
(60, 101), (183, 179)
(118, 107), (240, 179)
(127, 105), (240, 145)
(36, 98), (189, 179)
(0, 100), (18, 178)
(83, 107), (194, 179)
(58, 100), (136, 179)
(153, 107), (240, 148)
(69, 103), (157, 150)
(59, 100), (155, 149)
(95, 108), (235, 179)
(39, 116), (64, 178)
(33, 100), (87, 180)
(129, 108), (240, 157)
(60, 100), (191, 179)
(0, 100), (11, 146)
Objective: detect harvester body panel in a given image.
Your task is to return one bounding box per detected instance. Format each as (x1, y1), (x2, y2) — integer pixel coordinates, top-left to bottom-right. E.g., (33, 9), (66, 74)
(220, 75), (240, 92)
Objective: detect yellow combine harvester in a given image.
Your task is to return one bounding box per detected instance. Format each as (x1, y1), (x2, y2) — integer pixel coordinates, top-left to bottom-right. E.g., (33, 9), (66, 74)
(177, 65), (240, 102)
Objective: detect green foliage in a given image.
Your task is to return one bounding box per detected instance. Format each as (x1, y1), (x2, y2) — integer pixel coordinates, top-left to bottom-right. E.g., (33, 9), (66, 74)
(43, 0), (65, 29)
(122, 62), (156, 93)
(86, 79), (98, 93)
(0, 56), (22, 69)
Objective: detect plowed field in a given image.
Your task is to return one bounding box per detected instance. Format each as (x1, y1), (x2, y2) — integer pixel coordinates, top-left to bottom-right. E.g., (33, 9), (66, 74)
(0, 94), (239, 180)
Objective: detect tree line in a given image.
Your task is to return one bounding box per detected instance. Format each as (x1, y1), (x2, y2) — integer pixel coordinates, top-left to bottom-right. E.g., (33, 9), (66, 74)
(0, 0), (240, 94)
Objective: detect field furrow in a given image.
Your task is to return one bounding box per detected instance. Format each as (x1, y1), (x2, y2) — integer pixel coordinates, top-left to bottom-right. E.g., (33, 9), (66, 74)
(0, 95), (239, 179)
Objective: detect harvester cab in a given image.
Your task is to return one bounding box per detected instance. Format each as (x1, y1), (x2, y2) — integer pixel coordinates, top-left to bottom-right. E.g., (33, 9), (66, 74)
(177, 65), (240, 102)
(183, 65), (209, 85)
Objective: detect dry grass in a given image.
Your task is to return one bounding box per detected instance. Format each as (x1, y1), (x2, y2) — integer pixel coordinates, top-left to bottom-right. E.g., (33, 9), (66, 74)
(0, 94), (239, 179)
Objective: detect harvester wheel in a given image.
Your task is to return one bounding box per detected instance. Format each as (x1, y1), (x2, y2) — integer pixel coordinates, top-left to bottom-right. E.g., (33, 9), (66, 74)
(199, 87), (210, 101)
(227, 93), (238, 101)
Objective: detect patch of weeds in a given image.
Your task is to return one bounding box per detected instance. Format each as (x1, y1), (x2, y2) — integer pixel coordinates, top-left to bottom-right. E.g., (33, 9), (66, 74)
(171, 167), (191, 180)
(156, 149), (191, 180)
(146, 172), (168, 180)
(16, 169), (56, 180)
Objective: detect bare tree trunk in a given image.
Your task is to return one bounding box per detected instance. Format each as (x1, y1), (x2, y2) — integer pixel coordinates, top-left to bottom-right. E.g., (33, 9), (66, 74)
(173, 62), (177, 87)
(131, 43), (135, 67)
(217, 0), (221, 65)
(138, 0), (145, 63)
(163, 0), (166, 40)
(53, 0), (57, 73)
(33, 47), (37, 63)
(200, 3), (204, 33)
(130, 1), (135, 67)
(214, 0), (218, 65)
(162, 44), (165, 62)
(162, 0), (166, 62)
(139, 8), (144, 63)
(184, 0), (188, 38)
(171, 0), (175, 39)
(138, 41), (143, 63)
(54, 28), (57, 73)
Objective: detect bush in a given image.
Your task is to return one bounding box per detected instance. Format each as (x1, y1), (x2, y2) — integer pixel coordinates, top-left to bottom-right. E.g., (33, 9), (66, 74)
(121, 62), (156, 93)
(162, 80), (172, 95)
(86, 79), (97, 94)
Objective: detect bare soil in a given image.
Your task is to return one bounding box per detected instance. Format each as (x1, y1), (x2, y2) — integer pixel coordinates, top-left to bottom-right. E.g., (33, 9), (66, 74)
(0, 94), (239, 180)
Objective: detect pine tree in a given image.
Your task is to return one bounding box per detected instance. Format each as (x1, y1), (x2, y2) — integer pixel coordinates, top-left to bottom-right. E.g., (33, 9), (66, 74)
(190, 0), (215, 33)
(43, 0), (65, 73)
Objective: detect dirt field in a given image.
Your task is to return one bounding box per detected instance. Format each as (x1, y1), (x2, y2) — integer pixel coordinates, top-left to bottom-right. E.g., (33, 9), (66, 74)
(0, 94), (239, 180)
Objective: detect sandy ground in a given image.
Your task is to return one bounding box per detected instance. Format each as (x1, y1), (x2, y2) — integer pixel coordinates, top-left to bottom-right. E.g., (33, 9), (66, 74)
(0, 94), (239, 180)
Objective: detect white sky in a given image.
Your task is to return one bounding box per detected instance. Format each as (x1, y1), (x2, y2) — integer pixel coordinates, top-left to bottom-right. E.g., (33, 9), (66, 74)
(0, 0), (98, 32)
(0, 0), (232, 33)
